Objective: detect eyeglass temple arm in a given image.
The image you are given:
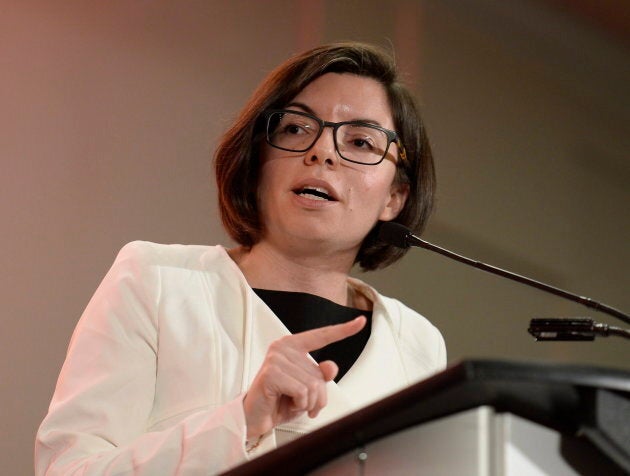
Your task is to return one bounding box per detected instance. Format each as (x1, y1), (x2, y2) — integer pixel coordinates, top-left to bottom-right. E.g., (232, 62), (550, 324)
(396, 139), (408, 161)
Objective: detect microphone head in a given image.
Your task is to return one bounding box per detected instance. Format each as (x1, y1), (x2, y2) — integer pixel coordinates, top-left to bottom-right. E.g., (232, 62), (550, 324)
(528, 318), (596, 341)
(378, 222), (411, 249)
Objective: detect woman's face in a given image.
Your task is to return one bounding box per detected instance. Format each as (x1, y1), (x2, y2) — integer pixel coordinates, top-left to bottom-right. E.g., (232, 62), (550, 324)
(257, 72), (408, 258)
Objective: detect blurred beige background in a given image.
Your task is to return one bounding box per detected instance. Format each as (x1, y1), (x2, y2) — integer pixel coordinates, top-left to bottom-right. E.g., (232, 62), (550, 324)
(2, 1), (628, 473)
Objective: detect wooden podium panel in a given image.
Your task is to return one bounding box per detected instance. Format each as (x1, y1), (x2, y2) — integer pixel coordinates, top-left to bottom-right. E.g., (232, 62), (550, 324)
(312, 407), (495, 475)
(223, 360), (630, 475)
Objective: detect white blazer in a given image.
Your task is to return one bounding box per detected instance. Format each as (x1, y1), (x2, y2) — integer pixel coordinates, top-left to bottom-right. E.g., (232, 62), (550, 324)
(35, 242), (446, 475)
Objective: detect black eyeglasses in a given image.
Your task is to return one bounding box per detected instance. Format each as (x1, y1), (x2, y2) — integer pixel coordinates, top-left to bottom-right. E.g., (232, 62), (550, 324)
(264, 109), (407, 165)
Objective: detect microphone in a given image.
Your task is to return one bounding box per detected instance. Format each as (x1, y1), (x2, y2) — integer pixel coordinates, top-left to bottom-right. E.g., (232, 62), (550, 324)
(378, 222), (630, 340)
(528, 318), (630, 341)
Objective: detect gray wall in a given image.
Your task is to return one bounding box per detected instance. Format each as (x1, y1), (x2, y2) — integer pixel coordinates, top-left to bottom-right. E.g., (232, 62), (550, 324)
(2, 1), (628, 473)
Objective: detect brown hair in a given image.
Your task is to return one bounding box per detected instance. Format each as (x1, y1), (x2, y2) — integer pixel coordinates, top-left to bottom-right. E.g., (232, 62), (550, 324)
(214, 42), (435, 270)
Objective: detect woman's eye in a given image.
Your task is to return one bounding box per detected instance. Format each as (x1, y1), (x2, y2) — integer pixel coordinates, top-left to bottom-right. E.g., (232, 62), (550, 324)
(286, 124), (302, 134)
(350, 136), (375, 150)
(281, 123), (308, 135)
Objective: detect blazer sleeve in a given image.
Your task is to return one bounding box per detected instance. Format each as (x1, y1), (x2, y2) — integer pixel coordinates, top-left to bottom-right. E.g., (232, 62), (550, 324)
(34, 242), (255, 475)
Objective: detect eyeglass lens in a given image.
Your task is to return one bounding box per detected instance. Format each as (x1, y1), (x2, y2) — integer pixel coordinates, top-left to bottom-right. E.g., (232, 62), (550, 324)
(267, 111), (390, 165)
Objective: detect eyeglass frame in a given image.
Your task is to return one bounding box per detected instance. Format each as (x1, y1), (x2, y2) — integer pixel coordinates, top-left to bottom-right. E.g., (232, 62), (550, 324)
(263, 109), (408, 166)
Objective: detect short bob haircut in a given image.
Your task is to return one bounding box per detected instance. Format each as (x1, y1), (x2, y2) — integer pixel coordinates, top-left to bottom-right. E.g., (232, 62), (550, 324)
(214, 42), (435, 271)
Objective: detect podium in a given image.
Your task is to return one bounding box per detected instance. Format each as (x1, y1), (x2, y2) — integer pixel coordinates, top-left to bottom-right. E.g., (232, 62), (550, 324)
(223, 360), (630, 475)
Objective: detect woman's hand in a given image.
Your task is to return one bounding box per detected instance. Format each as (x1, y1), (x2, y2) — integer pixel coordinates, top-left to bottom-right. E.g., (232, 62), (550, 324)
(243, 316), (366, 439)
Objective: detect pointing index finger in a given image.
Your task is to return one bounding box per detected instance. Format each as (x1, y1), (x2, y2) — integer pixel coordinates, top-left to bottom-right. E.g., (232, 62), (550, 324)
(291, 316), (367, 353)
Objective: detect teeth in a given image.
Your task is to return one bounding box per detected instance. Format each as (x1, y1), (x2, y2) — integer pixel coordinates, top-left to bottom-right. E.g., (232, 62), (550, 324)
(301, 192), (327, 200)
(307, 186), (330, 195)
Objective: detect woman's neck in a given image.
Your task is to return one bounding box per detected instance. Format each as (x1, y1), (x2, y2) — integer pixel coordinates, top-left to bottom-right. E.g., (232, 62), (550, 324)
(228, 241), (360, 308)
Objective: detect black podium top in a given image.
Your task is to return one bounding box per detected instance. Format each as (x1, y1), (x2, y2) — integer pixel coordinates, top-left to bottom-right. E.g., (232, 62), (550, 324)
(223, 359), (630, 475)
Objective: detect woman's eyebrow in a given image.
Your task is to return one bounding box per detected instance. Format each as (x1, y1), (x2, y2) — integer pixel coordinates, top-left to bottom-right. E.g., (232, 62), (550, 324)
(285, 102), (315, 115)
(285, 102), (384, 127)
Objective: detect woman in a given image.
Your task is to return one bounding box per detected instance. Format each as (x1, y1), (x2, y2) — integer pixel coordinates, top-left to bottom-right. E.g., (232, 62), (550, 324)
(35, 42), (446, 475)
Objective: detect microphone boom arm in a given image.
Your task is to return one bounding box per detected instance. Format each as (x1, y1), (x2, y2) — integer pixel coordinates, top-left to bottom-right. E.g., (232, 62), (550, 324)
(393, 224), (630, 325)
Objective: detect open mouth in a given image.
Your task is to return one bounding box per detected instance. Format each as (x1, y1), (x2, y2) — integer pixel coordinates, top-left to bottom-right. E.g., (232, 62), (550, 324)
(293, 186), (336, 201)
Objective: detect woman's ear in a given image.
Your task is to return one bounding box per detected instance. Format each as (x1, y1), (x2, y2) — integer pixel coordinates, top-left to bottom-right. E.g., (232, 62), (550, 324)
(378, 182), (409, 222)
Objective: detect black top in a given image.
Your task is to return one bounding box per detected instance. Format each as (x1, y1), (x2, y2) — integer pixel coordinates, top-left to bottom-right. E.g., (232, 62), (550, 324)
(253, 289), (373, 382)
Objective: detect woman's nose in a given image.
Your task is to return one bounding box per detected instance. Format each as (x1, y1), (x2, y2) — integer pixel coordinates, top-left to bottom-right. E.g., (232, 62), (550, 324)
(304, 127), (339, 167)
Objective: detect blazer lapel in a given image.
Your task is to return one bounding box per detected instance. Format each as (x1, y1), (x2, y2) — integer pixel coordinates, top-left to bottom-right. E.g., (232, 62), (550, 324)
(337, 279), (409, 408)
